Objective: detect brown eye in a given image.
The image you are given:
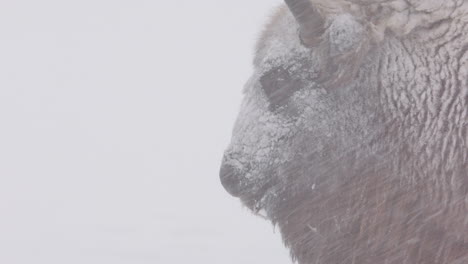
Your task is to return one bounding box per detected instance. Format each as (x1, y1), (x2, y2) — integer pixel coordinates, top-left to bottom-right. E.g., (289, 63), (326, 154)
(260, 66), (302, 111)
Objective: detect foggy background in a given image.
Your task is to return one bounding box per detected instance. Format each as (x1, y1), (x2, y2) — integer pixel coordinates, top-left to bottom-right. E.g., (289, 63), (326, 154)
(0, 0), (292, 263)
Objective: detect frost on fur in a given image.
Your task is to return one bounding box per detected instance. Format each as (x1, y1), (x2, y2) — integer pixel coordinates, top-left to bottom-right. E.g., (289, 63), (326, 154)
(221, 1), (468, 263)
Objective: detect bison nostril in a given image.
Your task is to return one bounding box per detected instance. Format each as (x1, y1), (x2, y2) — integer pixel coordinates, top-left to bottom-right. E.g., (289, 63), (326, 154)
(219, 162), (244, 197)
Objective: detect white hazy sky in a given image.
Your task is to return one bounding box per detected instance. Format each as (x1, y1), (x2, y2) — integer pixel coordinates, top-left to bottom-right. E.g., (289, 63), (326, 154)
(0, 1), (292, 263)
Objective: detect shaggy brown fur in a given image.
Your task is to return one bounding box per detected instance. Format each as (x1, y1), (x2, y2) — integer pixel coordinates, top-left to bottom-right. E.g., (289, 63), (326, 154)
(221, 1), (468, 263)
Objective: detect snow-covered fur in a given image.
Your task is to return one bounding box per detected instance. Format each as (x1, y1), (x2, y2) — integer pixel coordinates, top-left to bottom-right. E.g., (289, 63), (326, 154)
(220, 1), (468, 263)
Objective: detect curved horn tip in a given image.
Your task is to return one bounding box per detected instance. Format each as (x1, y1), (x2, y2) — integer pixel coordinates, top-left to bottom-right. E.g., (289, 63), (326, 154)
(284, 0), (325, 47)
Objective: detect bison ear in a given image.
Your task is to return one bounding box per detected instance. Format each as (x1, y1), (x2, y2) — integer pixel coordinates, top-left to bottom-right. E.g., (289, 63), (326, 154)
(284, 0), (325, 47)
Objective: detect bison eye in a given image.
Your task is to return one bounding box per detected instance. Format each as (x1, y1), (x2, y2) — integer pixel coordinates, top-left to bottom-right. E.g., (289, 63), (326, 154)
(260, 66), (302, 111)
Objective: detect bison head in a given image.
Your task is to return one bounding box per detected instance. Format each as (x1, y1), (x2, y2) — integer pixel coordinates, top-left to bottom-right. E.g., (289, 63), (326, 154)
(220, 1), (468, 263)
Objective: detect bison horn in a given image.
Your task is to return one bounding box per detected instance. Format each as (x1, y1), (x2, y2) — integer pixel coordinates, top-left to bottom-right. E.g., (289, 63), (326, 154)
(284, 0), (325, 47)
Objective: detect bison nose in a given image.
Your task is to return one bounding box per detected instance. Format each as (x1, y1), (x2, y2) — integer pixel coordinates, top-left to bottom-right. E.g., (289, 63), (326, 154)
(219, 160), (244, 197)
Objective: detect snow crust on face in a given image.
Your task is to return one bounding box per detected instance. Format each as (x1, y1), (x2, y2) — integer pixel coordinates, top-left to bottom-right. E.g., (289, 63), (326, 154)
(225, 4), (371, 210)
(226, 67), (325, 172)
(224, 10), (309, 184)
(224, 23), (330, 209)
(228, 79), (293, 170)
(224, 72), (330, 212)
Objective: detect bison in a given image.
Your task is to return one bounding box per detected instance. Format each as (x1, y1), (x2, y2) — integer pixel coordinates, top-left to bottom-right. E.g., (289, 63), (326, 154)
(220, 0), (468, 263)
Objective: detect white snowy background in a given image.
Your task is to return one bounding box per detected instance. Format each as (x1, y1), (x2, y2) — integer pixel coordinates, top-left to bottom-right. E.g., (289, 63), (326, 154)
(0, 0), (292, 263)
